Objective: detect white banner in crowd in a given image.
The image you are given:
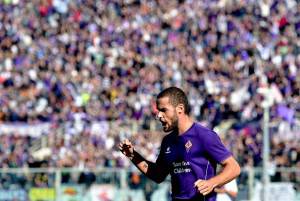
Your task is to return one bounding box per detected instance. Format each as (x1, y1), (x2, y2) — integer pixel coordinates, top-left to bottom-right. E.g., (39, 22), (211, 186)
(266, 182), (296, 201)
(89, 184), (116, 201)
(0, 121), (111, 137)
(0, 189), (27, 201)
(253, 182), (296, 201)
(0, 123), (51, 137)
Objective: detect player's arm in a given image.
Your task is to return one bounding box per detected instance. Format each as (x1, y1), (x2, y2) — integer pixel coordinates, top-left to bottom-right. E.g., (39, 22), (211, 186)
(195, 156), (240, 196)
(195, 130), (240, 196)
(119, 139), (168, 183)
(211, 156), (240, 187)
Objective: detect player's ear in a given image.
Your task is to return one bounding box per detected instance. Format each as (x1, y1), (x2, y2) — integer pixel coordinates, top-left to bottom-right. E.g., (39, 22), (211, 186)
(176, 104), (184, 114)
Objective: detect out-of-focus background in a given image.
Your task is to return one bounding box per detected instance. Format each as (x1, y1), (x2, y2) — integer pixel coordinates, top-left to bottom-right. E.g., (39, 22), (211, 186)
(0, 0), (299, 200)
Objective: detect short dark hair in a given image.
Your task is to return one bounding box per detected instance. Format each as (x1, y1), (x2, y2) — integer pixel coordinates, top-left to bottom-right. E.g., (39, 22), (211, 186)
(157, 87), (190, 115)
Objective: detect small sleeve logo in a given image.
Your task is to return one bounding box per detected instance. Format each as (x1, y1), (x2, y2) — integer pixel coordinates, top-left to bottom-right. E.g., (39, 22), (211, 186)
(165, 147), (171, 154)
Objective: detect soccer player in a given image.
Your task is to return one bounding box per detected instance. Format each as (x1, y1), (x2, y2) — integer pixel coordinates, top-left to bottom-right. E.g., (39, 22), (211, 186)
(119, 87), (240, 201)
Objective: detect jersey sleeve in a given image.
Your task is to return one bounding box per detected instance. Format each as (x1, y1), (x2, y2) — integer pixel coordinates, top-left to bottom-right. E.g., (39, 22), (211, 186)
(155, 137), (169, 176)
(203, 130), (232, 164)
(141, 136), (170, 183)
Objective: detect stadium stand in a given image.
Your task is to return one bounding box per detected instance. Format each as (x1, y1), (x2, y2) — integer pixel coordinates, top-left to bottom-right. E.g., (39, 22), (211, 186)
(0, 0), (299, 200)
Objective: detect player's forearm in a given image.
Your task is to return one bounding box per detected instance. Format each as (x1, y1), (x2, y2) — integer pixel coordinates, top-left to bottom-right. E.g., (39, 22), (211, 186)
(120, 144), (153, 177)
(210, 157), (240, 187)
(131, 150), (149, 173)
(130, 150), (165, 183)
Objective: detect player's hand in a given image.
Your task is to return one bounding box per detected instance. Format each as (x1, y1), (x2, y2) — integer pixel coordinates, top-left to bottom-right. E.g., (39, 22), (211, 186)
(194, 179), (217, 196)
(118, 139), (134, 159)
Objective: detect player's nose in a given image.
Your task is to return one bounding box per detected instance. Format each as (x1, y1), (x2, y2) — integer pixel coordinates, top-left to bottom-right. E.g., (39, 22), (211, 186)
(156, 111), (163, 120)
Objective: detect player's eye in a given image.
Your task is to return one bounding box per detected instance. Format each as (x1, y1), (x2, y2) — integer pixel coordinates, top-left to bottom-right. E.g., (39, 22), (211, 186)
(160, 108), (166, 112)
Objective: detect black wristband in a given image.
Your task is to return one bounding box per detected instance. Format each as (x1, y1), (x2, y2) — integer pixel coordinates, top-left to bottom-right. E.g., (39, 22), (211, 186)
(130, 150), (144, 164)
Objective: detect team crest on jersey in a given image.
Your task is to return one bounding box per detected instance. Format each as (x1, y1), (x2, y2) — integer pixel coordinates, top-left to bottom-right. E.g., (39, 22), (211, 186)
(185, 140), (192, 152)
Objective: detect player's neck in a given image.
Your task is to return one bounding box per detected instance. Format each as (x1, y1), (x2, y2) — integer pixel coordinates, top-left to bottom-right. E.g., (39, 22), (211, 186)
(177, 116), (194, 135)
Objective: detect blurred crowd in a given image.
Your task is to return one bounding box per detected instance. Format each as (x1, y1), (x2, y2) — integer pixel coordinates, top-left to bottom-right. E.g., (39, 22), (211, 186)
(0, 0), (299, 189)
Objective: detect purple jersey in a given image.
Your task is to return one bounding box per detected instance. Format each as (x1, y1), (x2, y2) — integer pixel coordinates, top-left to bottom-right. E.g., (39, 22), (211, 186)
(156, 123), (232, 200)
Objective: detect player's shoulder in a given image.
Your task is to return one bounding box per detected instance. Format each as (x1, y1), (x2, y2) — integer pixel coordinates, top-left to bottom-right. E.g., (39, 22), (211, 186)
(162, 131), (176, 140)
(161, 131), (177, 144)
(193, 122), (214, 134)
(191, 123), (221, 141)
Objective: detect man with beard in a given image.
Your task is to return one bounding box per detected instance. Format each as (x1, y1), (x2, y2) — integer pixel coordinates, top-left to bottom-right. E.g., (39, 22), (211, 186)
(119, 87), (240, 201)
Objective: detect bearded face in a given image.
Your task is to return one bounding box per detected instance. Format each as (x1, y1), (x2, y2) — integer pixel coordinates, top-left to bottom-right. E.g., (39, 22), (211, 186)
(156, 97), (179, 132)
